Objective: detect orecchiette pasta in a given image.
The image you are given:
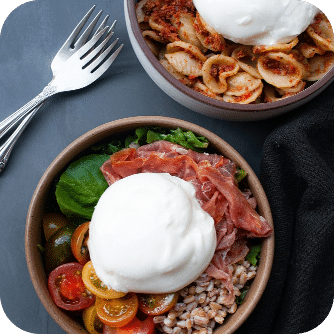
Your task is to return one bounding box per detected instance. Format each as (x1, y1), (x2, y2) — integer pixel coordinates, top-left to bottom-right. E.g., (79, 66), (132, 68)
(224, 72), (263, 96)
(252, 38), (299, 54)
(307, 13), (334, 52)
(193, 82), (224, 100)
(297, 41), (326, 59)
(165, 41), (207, 77)
(193, 13), (226, 52)
(307, 52), (334, 81)
(159, 58), (195, 86)
(257, 52), (304, 88)
(136, 0), (149, 23)
(165, 51), (203, 77)
(142, 30), (164, 56)
(223, 83), (264, 104)
(136, 0), (334, 104)
(276, 80), (306, 95)
(166, 41), (207, 62)
(231, 46), (262, 79)
(288, 50), (310, 80)
(174, 13), (205, 51)
(202, 55), (239, 93)
(263, 84), (289, 102)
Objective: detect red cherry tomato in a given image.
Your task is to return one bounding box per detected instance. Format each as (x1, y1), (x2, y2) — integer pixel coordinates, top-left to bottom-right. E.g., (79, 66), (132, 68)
(48, 262), (95, 311)
(138, 292), (179, 315)
(103, 316), (155, 334)
(71, 221), (90, 265)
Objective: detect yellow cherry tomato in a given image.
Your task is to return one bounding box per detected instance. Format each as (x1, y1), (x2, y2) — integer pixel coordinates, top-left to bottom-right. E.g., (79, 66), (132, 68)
(138, 292), (179, 315)
(82, 303), (104, 334)
(71, 221), (90, 265)
(82, 261), (126, 299)
(95, 293), (138, 328)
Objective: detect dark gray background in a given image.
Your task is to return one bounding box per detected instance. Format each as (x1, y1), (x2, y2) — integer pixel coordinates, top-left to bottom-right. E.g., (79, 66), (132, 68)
(0, 0), (296, 332)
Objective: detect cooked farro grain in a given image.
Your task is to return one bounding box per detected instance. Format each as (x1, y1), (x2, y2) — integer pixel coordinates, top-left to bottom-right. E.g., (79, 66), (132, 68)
(156, 259), (257, 334)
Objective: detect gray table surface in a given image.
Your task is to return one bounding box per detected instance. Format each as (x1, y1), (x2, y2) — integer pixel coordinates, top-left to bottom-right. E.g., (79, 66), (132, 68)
(0, 0), (287, 333)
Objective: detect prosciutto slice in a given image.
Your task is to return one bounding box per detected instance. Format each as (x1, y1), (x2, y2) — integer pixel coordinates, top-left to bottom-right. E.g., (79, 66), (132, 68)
(197, 160), (272, 238)
(100, 140), (272, 296)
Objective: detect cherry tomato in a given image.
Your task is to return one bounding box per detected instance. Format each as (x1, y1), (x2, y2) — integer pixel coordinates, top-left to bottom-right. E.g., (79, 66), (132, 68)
(83, 304), (104, 334)
(45, 225), (76, 275)
(48, 262), (95, 311)
(43, 212), (67, 241)
(95, 293), (138, 328)
(82, 261), (127, 299)
(138, 292), (179, 315)
(71, 221), (90, 265)
(103, 316), (155, 334)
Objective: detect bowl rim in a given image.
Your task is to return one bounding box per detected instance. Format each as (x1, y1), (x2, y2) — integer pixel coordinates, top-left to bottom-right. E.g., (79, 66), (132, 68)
(25, 116), (274, 334)
(126, 0), (334, 113)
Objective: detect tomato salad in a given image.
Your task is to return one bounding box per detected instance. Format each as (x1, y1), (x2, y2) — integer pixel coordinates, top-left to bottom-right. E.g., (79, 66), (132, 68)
(41, 126), (272, 334)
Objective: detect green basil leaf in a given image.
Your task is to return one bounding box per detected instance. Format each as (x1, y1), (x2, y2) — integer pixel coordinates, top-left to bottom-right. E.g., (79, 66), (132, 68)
(55, 154), (110, 220)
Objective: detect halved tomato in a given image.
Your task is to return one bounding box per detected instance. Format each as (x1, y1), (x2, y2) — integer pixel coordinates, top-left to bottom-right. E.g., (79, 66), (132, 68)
(103, 315), (155, 334)
(95, 293), (138, 327)
(138, 292), (179, 315)
(82, 261), (127, 299)
(71, 221), (90, 265)
(83, 304), (104, 334)
(48, 262), (95, 311)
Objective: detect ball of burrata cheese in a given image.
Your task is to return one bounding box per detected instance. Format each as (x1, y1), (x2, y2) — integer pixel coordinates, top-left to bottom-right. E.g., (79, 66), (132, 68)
(88, 173), (217, 293)
(193, 0), (319, 45)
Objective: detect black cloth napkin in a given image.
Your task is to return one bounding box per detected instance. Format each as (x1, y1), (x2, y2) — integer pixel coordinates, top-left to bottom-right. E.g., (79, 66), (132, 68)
(236, 82), (334, 334)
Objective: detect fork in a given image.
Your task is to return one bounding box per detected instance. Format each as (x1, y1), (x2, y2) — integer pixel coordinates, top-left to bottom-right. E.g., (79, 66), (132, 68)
(0, 6), (123, 172)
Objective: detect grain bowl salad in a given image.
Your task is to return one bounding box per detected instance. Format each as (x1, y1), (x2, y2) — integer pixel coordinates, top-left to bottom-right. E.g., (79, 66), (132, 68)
(39, 126), (272, 334)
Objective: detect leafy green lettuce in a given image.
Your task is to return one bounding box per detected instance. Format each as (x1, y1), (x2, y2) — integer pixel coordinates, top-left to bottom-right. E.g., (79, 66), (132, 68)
(55, 154), (110, 220)
(235, 167), (247, 183)
(144, 127), (209, 151)
(92, 127), (209, 154)
(236, 289), (249, 305)
(235, 245), (262, 305)
(245, 244), (261, 267)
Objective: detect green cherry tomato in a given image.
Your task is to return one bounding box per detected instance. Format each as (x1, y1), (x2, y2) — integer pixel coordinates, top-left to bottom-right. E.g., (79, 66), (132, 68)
(44, 225), (76, 274)
(42, 212), (68, 241)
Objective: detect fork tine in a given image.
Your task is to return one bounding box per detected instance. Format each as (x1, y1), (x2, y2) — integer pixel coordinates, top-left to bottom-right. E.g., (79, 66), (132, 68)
(108, 20), (117, 34)
(85, 38), (119, 72)
(94, 15), (110, 36)
(83, 34), (116, 66)
(88, 44), (123, 78)
(93, 20), (117, 56)
(57, 6), (96, 51)
(74, 10), (103, 49)
(75, 26), (109, 58)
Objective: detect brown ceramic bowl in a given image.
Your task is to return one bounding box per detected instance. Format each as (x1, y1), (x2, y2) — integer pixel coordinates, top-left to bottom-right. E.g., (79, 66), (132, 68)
(25, 116), (274, 334)
(125, 0), (334, 121)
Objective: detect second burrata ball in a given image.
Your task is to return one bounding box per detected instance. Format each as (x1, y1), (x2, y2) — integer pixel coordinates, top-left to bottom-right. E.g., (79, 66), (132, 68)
(193, 0), (319, 45)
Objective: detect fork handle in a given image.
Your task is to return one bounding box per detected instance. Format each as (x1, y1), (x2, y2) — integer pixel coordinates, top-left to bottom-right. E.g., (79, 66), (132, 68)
(0, 105), (42, 173)
(0, 84), (57, 140)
